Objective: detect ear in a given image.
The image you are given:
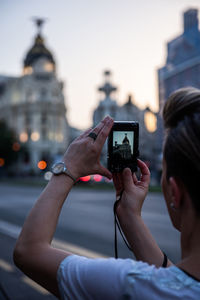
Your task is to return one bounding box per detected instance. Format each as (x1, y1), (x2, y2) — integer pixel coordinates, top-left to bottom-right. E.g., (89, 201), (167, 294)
(168, 177), (183, 209)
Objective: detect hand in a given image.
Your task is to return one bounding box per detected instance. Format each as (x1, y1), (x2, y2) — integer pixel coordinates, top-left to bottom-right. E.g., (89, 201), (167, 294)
(113, 159), (150, 217)
(62, 116), (114, 180)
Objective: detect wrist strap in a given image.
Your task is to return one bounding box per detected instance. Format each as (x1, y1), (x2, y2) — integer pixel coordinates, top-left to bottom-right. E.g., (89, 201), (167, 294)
(113, 191), (132, 259)
(114, 192), (169, 268)
(162, 252), (168, 268)
(62, 162), (77, 183)
(64, 171), (76, 183)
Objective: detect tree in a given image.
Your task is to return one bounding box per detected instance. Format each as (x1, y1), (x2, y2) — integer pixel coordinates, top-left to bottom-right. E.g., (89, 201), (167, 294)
(0, 120), (20, 167)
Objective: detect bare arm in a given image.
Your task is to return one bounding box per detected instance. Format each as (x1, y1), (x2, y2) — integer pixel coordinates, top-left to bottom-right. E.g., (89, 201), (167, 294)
(13, 116), (114, 297)
(113, 161), (172, 267)
(14, 175), (74, 296)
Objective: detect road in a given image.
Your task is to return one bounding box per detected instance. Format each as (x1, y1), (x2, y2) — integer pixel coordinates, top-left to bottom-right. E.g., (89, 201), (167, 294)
(0, 182), (181, 299)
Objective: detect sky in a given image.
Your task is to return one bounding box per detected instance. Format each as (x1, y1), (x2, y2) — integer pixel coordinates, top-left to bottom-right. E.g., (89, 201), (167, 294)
(0, 0), (200, 129)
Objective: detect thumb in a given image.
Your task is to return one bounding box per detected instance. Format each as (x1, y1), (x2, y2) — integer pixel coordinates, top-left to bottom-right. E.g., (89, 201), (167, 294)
(122, 168), (133, 191)
(98, 165), (112, 180)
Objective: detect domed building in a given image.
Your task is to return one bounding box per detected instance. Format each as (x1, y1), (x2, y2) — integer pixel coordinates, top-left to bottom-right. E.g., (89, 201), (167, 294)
(23, 19), (56, 76)
(0, 19), (69, 174)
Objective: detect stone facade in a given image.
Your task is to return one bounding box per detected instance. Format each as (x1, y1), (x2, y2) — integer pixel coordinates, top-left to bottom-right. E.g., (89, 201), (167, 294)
(0, 21), (69, 174)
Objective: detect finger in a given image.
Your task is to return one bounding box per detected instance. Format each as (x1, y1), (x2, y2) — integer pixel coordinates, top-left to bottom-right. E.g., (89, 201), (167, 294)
(92, 118), (107, 135)
(132, 173), (138, 185)
(98, 165), (112, 180)
(122, 168), (134, 191)
(77, 128), (92, 140)
(86, 116), (113, 144)
(113, 173), (123, 195)
(112, 173), (118, 188)
(88, 116), (111, 138)
(95, 117), (114, 148)
(137, 159), (150, 185)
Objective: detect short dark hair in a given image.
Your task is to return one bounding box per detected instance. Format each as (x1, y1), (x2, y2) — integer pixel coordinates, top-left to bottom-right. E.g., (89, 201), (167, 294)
(162, 87), (200, 213)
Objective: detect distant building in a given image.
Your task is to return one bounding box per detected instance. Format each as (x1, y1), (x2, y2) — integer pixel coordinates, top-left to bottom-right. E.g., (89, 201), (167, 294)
(0, 19), (69, 174)
(93, 70), (118, 124)
(158, 8), (200, 104)
(157, 8), (200, 155)
(93, 71), (157, 171)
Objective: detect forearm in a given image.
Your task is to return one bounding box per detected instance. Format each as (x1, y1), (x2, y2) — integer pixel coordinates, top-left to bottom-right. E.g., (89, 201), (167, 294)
(13, 116), (114, 296)
(13, 175), (74, 296)
(15, 174), (74, 248)
(118, 212), (172, 267)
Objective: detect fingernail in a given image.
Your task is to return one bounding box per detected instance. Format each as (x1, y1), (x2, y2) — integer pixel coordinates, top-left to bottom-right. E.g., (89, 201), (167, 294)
(104, 115), (109, 121)
(108, 118), (113, 124)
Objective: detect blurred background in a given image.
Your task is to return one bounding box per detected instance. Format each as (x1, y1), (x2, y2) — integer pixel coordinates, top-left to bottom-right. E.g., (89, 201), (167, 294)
(0, 0), (200, 298)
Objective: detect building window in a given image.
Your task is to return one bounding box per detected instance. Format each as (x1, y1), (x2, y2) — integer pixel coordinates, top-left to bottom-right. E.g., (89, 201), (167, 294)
(42, 127), (48, 140)
(41, 113), (47, 125)
(40, 88), (47, 98)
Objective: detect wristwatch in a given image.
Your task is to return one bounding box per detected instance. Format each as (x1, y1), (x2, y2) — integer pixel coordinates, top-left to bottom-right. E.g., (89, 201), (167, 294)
(51, 162), (76, 183)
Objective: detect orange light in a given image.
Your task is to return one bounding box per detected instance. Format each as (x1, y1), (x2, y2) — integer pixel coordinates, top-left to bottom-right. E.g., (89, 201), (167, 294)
(37, 160), (47, 170)
(19, 132), (28, 143)
(144, 111), (157, 133)
(12, 142), (20, 151)
(80, 175), (91, 182)
(31, 132), (40, 142)
(0, 158), (5, 167)
(93, 174), (102, 182)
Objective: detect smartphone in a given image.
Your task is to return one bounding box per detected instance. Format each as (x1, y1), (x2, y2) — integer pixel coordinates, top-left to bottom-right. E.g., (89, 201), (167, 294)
(107, 121), (139, 173)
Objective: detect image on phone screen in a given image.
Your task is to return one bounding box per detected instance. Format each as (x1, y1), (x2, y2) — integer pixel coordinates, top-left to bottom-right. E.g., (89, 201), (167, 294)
(113, 131), (134, 161)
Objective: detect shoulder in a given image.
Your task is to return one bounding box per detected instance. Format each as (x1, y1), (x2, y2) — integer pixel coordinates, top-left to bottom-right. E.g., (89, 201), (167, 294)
(58, 254), (138, 282)
(57, 255), (146, 299)
(57, 256), (200, 300)
(58, 254), (147, 276)
(124, 264), (200, 299)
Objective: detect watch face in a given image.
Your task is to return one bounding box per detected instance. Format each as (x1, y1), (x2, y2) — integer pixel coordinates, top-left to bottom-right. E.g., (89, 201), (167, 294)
(53, 162), (64, 174)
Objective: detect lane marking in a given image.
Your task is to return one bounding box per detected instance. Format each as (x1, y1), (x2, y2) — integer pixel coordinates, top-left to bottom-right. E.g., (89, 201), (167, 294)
(0, 220), (21, 238)
(22, 276), (50, 295)
(0, 259), (14, 272)
(0, 220), (107, 258)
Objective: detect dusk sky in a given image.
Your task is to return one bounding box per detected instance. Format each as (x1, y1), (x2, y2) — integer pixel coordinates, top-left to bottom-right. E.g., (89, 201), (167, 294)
(1, 0), (200, 129)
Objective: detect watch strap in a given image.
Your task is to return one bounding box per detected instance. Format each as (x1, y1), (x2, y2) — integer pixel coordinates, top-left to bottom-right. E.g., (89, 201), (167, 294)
(63, 165), (77, 183)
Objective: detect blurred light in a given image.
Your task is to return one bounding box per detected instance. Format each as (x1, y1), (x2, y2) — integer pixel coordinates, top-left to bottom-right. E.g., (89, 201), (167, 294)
(93, 174), (102, 182)
(19, 132), (28, 142)
(0, 158), (5, 167)
(31, 131), (40, 142)
(12, 142), (20, 151)
(44, 62), (54, 72)
(38, 160), (47, 170)
(80, 175), (91, 182)
(44, 171), (52, 181)
(144, 111), (157, 133)
(23, 66), (33, 75)
(57, 133), (64, 142)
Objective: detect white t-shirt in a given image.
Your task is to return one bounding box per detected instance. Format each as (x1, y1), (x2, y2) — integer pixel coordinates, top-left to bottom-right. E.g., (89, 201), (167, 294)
(57, 255), (200, 300)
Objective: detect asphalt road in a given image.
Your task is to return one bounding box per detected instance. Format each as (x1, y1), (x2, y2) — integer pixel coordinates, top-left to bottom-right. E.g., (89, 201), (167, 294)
(0, 182), (181, 299)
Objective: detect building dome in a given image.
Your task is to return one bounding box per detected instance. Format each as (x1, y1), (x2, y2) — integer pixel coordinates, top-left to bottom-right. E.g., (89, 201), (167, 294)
(23, 19), (55, 75)
(24, 34), (55, 68)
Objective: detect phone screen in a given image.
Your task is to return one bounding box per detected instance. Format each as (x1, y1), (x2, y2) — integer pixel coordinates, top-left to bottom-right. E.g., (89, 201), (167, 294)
(112, 131), (134, 160)
(107, 121), (139, 173)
